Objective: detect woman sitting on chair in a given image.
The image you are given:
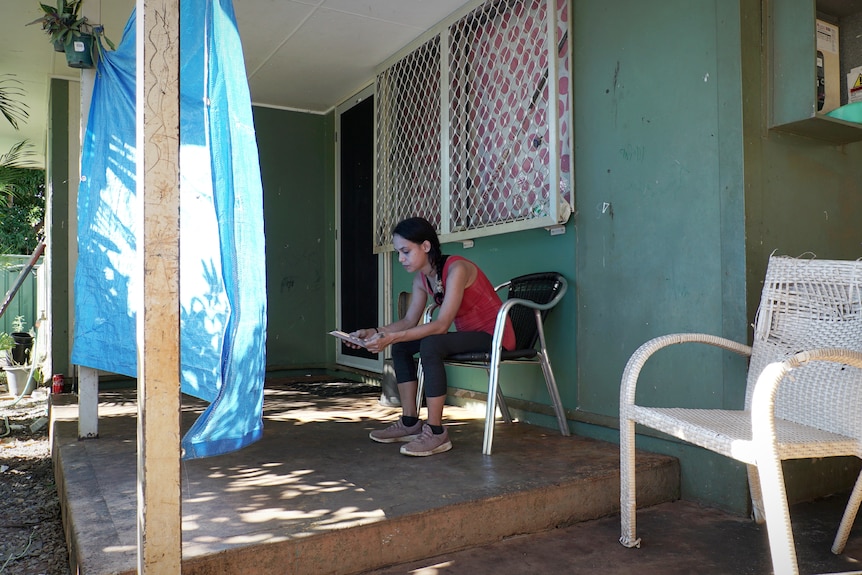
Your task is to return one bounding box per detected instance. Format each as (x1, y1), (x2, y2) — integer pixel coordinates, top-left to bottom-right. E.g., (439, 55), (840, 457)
(349, 216), (515, 456)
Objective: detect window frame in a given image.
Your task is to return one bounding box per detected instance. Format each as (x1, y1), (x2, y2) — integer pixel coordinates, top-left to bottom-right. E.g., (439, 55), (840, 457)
(373, 0), (573, 251)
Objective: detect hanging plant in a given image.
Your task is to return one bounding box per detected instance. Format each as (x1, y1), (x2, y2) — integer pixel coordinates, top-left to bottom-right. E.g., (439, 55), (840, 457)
(27, 0), (84, 52)
(64, 27), (95, 69)
(27, 1), (115, 69)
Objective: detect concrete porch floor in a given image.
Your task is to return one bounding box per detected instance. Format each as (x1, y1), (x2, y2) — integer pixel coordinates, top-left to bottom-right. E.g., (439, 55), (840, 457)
(49, 377), (862, 575)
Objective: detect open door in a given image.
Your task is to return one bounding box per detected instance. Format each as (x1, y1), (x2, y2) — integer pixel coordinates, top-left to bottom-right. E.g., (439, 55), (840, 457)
(336, 86), (383, 371)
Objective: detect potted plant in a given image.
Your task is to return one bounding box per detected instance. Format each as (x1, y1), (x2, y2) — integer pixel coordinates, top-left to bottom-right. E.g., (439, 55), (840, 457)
(0, 332), (14, 366)
(2, 365), (38, 397)
(10, 315), (33, 366)
(27, 0), (115, 69)
(27, 0), (83, 53)
(0, 331), (36, 397)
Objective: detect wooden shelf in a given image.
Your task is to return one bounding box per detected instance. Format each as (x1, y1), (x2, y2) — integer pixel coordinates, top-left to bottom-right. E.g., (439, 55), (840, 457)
(771, 113), (862, 144)
(769, 0), (862, 143)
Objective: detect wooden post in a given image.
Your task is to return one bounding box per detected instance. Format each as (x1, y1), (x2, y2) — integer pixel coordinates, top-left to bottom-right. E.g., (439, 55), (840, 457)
(77, 367), (98, 438)
(135, 0), (182, 573)
(76, 3), (100, 443)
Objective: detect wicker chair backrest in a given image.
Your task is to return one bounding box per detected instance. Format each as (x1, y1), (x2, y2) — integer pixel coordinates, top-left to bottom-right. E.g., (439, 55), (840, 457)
(747, 256), (862, 438)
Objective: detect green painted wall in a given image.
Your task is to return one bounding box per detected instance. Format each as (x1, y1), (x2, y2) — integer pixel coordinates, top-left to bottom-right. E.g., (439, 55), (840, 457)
(572, 0), (750, 511)
(254, 106), (335, 370)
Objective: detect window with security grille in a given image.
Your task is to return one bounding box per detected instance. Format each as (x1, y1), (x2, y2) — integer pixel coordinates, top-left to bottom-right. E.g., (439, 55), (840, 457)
(375, 36), (443, 242)
(374, 0), (572, 250)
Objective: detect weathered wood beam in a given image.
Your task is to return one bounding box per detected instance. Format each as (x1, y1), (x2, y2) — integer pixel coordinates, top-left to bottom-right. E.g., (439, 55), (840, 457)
(135, 0), (182, 572)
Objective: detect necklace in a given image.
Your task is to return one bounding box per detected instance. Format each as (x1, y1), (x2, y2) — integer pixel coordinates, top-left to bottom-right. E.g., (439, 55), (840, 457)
(429, 256), (448, 305)
(428, 272), (445, 305)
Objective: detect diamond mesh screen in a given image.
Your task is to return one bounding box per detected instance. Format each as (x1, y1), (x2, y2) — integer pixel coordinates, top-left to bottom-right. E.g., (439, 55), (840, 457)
(375, 0), (571, 250)
(375, 37), (442, 245)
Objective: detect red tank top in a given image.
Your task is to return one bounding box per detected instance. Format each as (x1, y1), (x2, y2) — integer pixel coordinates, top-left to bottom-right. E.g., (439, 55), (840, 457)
(423, 256), (516, 351)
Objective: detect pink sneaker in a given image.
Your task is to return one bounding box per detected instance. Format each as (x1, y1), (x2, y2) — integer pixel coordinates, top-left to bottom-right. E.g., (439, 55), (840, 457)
(369, 418), (423, 443)
(400, 424), (452, 456)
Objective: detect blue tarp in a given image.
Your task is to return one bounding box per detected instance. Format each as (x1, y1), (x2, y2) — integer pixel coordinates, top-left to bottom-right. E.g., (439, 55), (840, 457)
(72, 0), (267, 459)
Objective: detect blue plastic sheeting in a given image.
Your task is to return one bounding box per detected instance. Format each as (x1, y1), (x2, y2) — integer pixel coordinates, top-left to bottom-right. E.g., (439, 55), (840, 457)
(71, 0), (267, 459)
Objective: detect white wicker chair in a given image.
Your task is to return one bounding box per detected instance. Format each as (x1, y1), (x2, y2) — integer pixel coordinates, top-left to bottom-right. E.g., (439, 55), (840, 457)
(620, 255), (862, 575)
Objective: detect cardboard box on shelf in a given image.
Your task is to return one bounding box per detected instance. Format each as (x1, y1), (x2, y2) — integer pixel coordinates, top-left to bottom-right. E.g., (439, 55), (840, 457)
(816, 19), (840, 113)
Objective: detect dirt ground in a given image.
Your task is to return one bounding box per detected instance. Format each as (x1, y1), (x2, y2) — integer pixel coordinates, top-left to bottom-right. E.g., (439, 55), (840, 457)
(0, 380), (70, 575)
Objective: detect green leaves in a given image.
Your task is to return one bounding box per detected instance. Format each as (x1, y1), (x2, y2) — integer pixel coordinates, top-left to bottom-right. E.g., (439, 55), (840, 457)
(27, 0), (86, 47)
(0, 76), (44, 256)
(0, 140), (39, 196)
(0, 76), (29, 131)
(0, 158), (44, 255)
(0, 332), (14, 353)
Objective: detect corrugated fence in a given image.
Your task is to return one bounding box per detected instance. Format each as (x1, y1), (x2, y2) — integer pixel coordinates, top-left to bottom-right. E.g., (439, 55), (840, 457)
(1, 255), (41, 334)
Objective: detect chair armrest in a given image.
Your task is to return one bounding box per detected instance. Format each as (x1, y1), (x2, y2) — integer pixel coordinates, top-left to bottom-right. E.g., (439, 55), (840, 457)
(493, 275), (568, 332)
(421, 304), (438, 325)
(750, 348), (862, 443)
(422, 290), (562, 338)
(620, 333), (753, 407)
(489, 278), (568, 358)
(748, 347), (862, 554)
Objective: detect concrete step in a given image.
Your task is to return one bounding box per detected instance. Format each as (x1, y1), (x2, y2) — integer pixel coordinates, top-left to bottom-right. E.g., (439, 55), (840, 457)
(51, 383), (679, 575)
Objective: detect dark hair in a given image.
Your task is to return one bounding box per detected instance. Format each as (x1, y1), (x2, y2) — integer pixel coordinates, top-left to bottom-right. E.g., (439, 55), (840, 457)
(393, 216), (446, 290)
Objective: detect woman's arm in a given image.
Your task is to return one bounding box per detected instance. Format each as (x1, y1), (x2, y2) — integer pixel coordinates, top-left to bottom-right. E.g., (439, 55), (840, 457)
(363, 260), (476, 353)
(346, 274), (429, 348)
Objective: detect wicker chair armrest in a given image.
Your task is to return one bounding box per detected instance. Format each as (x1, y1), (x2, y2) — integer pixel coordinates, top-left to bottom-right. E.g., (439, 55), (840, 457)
(620, 333), (753, 407)
(750, 348), (862, 443)
(748, 347), (862, 565)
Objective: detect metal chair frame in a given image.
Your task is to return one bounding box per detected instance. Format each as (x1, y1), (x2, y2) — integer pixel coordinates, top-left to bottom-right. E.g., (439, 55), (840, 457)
(417, 272), (570, 455)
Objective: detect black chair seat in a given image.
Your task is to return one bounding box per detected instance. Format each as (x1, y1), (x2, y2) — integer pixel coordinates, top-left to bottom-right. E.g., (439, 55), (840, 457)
(446, 349), (539, 363)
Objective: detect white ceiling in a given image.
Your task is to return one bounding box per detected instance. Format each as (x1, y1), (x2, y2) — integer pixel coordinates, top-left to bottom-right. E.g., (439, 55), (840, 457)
(0, 0), (474, 167)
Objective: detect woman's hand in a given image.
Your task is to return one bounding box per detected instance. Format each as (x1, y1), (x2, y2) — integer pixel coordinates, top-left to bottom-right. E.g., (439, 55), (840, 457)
(351, 328), (377, 340)
(345, 328), (379, 350)
(363, 331), (390, 354)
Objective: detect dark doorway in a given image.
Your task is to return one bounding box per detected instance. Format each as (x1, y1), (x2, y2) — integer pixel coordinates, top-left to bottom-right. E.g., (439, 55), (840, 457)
(339, 94), (378, 362)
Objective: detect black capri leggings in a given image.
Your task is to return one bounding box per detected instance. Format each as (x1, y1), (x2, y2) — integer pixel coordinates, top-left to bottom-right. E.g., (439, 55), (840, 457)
(391, 331), (493, 398)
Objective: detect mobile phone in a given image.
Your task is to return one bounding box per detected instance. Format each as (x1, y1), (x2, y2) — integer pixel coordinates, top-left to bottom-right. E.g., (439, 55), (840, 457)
(817, 50), (825, 111)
